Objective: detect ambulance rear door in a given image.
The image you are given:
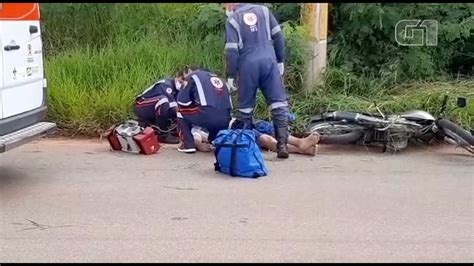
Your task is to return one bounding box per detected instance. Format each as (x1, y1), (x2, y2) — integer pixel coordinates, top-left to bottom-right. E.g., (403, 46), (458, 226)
(0, 3), (44, 119)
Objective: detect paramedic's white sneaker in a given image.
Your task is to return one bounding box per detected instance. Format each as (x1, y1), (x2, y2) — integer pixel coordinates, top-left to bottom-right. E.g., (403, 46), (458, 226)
(178, 143), (196, 153)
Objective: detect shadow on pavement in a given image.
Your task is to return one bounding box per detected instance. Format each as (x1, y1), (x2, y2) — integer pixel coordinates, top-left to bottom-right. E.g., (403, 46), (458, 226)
(0, 167), (32, 201)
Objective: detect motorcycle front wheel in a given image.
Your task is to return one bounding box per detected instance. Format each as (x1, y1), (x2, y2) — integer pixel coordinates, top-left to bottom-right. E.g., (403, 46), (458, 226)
(437, 119), (474, 154)
(308, 121), (364, 144)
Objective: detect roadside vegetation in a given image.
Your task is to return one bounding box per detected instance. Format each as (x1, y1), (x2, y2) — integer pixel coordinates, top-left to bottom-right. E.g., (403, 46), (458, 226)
(41, 3), (473, 136)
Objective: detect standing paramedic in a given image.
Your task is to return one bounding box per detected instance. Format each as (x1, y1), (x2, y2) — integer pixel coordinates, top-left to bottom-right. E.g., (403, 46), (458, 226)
(223, 3), (290, 159)
(133, 77), (182, 144)
(176, 66), (232, 153)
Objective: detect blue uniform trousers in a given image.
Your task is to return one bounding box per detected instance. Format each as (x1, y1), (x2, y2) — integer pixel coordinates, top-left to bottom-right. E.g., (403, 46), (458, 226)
(177, 106), (231, 149)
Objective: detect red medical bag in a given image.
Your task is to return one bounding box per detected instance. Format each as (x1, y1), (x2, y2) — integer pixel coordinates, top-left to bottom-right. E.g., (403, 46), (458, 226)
(133, 127), (160, 155)
(107, 121), (160, 155)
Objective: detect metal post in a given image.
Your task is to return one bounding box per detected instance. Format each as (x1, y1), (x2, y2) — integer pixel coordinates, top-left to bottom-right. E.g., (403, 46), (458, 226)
(301, 3), (328, 91)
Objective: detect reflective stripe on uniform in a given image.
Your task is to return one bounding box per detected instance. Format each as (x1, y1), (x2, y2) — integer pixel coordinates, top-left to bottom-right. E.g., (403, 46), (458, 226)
(238, 107), (254, 114)
(154, 97), (169, 110)
(229, 17), (243, 49)
(262, 6), (271, 41)
(178, 100), (192, 106)
(137, 79), (166, 98)
(179, 107), (201, 115)
(176, 112), (183, 118)
(271, 25), (281, 36)
(169, 102), (178, 108)
(269, 101), (288, 110)
(138, 84), (155, 97)
(229, 95), (233, 110)
(192, 74), (208, 106)
(135, 96), (162, 106)
(225, 42), (239, 50)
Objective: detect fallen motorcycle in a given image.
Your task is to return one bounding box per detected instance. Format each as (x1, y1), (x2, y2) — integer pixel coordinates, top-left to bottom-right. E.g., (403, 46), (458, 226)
(306, 95), (474, 154)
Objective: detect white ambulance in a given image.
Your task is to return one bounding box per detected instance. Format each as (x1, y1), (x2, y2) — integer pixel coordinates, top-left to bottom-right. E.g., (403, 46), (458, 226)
(0, 3), (56, 153)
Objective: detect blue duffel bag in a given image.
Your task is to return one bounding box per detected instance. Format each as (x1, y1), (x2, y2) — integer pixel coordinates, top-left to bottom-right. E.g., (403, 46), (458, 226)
(212, 129), (268, 178)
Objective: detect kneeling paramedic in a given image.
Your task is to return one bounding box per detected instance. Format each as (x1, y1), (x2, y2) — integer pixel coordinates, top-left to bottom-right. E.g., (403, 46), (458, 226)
(176, 66), (232, 153)
(224, 3), (290, 159)
(133, 77), (181, 144)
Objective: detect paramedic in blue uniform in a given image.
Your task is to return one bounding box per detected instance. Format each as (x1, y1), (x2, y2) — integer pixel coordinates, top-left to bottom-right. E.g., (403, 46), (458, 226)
(223, 3), (290, 159)
(133, 77), (182, 144)
(175, 66), (232, 153)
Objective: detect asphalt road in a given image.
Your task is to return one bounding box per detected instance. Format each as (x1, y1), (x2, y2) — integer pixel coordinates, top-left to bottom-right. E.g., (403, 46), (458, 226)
(1, 138), (473, 262)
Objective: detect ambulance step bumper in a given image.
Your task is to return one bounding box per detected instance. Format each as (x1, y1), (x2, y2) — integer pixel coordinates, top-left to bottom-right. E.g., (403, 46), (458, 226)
(0, 122), (56, 153)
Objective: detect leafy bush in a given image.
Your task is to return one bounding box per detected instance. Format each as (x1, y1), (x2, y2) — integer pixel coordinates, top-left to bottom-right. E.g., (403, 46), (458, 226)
(192, 3), (226, 36)
(266, 3), (301, 23)
(328, 3), (474, 82)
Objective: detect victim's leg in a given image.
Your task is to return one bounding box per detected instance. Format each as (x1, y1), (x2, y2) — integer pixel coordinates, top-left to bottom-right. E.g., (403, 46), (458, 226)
(288, 132), (320, 152)
(258, 134), (317, 156)
(287, 135), (302, 147)
(193, 134), (212, 152)
(257, 134), (278, 151)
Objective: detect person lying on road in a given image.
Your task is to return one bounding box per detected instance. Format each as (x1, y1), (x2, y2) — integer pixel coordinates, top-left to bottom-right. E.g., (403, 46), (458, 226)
(190, 120), (320, 156)
(133, 76), (183, 144)
(175, 65), (233, 153)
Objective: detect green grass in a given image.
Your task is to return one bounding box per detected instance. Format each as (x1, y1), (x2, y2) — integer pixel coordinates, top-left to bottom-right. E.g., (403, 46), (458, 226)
(46, 34), (224, 136)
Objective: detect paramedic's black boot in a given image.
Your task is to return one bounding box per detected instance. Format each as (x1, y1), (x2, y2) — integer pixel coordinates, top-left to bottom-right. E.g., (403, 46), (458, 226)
(273, 121), (289, 159)
(159, 133), (180, 144)
(241, 117), (254, 130)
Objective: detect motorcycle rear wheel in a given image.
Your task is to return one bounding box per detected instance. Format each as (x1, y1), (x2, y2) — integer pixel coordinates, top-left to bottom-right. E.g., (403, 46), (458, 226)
(308, 121), (364, 144)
